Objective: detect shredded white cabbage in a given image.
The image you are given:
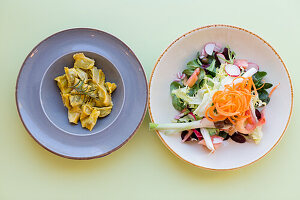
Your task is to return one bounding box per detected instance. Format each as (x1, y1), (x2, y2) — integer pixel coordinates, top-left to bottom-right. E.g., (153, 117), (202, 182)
(172, 87), (202, 104)
(250, 125), (263, 144)
(193, 64), (230, 117)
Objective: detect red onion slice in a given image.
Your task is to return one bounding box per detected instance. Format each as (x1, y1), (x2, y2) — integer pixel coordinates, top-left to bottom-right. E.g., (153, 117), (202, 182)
(192, 129), (203, 140)
(216, 53), (226, 64)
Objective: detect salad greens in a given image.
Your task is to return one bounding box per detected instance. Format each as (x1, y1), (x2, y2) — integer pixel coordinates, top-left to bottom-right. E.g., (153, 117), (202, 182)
(150, 42), (278, 152)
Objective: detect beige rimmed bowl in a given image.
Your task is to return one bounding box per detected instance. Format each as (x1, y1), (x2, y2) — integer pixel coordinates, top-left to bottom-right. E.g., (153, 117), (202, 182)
(148, 24), (293, 170)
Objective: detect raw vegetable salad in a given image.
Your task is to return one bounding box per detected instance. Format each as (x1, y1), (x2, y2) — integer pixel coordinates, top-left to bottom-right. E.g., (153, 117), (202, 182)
(150, 43), (279, 152)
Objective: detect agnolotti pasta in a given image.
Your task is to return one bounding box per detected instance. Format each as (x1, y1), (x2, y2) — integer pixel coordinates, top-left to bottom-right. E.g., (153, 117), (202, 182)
(54, 53), (117, 131)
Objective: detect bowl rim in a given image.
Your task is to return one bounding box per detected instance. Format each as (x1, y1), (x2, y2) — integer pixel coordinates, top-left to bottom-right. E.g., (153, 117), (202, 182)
(15, 28), (148, 160)
(148, 24), (294, 170)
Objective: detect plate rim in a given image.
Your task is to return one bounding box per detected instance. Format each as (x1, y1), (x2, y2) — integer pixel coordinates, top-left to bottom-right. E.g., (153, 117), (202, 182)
(148, 24), (294, 170)
(15, 28), (148, 160)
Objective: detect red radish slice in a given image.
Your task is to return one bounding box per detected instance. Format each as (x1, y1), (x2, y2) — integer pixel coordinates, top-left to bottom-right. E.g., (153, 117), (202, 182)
(225, 64), (241, 77)
(214, 43), (223, 52)
(247, 62), (259, 71)
(216, 53), (226, 64)
(204, 43), (215, 55)
(234, 59), (248, 69)
(200, 48), (207, 59)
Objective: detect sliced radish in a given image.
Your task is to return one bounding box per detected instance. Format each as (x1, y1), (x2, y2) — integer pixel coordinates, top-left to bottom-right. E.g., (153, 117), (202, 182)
(214, 43), (223, 52)
(204, 43), (215, 55)
(225, 64), (241, 77)
(232, 67), (258, 84)
(216, 53), (226, 64)
(247, 62), (259, 71)
(234, 59), (248, 69)
(200, 48), (207, 59)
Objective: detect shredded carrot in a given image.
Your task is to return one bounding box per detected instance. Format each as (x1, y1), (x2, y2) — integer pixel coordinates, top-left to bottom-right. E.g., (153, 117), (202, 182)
(205, 77), (257, 124)
(269, 83), (280, 97)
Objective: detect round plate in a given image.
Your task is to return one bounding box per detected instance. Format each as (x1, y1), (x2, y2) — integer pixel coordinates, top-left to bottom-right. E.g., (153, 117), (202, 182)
(16, 28), (148, 159)
(149, 25), (293, 170)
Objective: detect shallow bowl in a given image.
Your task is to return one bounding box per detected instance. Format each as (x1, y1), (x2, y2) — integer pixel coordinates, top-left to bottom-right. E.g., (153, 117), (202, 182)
(16, 28), (148, 159)
(149, 25), (293, 170)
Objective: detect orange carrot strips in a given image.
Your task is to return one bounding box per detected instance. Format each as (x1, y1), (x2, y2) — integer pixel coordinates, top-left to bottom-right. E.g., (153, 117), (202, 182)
(269, 83), (280, 97)
(205, 76), (256, 124)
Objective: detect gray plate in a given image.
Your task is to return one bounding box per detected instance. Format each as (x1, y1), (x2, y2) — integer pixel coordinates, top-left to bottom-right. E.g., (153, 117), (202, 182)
(16, 28), (148, 159)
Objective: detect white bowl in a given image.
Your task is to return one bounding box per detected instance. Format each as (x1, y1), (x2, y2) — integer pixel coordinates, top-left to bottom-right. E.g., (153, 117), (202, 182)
(148, 25), (293, 170)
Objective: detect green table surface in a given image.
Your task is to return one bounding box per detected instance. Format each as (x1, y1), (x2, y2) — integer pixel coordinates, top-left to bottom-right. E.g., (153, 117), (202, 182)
(1, 0), (299, 199)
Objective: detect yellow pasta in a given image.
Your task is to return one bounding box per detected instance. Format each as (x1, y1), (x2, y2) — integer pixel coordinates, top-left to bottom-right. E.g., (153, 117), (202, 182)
(81, 109), (100, 131)
(93, 106), (113, 118)
(68, 106), (81, 124)
(54, 75), (72, 94)
(73, 53), (95, 70)
(105, 82), (117, 94)
(61, 93), (72, 110)
(54, 53), (117, 131)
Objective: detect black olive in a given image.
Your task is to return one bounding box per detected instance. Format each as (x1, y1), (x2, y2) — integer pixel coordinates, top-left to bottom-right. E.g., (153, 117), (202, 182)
(214, 121), (225, 129)
(231, 132), (246, 143)
(255, 109), (261, 120)
(181, 131), (199, 142)
(214, 53), (221, 66)
(224, 134), (230, 141)
(222, 47), (230, 60)
(181, 130), (189, 141)
(201, 57), (209, 64)
(191, 132), (198, 140)
(224, 118), (232, 125)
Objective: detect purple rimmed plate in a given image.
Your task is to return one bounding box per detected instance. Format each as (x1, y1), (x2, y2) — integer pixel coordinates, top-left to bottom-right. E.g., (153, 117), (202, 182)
(16, 28), (148, 159)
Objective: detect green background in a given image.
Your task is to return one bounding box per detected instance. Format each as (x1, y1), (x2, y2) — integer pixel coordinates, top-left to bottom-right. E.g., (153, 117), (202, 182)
(0, 0), (298, 199)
